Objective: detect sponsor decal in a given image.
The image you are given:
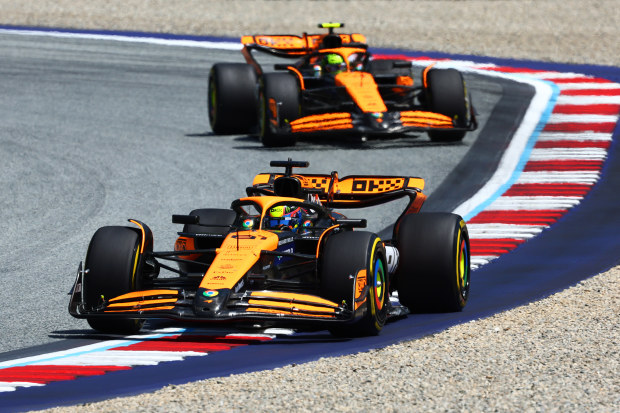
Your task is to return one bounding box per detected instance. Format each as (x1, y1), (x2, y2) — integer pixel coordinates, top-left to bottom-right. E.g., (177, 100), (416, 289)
(351, 178), (403, 193)
(268, 98), (278, 124)
(224, 244), (255, 250)
(203, 290), (219, 298)
(175, 238), (187, 251)
(212, 275), (226, 281)
(233, 234), (261, 240)
(278, 237), (294, 246)
(354, 270), (368, 310)
(234, 280), (245, 293)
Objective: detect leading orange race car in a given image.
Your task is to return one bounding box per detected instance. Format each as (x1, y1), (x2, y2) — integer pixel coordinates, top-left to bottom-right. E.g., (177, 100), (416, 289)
(69, 160), (470, 337)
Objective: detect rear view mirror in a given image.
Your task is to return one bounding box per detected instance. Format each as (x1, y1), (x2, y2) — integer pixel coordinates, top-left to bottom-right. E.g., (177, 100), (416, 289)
(172, 215), (199, 225)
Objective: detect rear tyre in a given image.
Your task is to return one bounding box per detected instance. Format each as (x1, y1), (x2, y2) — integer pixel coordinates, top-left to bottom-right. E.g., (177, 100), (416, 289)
(394, 213), (470, 313)
(259, 72), (300, 147)
(208, 63), (258, 134)
(425, 68), (469, 142)
(320, 231), (388, 337)
(84, 226), (145, 334)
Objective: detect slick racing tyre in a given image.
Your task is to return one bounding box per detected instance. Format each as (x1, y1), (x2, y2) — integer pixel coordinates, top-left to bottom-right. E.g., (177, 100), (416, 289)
(425, 68), (470, 142)
(320, 231), (388, 337)
(83, 226), (145, 334)
(394, 213), (470, 313)
(259, 72), (300, 147)
(208, 63), (258, 134)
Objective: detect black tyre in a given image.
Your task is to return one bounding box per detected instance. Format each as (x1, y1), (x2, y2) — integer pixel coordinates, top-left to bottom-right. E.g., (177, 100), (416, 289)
(259, 72), (300, 147)
(320, 231), (388, 336)
(394, 213), (470, 313)
(84, 226), (145, 334)
(425, 68), (470, 142)
(208, 63), (258, 134)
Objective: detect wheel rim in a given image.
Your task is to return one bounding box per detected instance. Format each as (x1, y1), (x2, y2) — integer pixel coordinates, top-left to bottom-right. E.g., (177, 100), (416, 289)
(258, 89), (266, 139)
(208, 77), (217, 126)
(457, 234), (469, 300)
(373, 257), (386, 311)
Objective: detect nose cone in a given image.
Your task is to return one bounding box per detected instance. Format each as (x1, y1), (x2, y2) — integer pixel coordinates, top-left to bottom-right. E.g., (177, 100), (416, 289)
(194, 287), (230, 316)
(366, 112), (390, 130)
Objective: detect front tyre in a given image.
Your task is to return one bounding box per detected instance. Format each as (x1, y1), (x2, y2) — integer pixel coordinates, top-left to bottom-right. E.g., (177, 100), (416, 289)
(84, 226), (145, 334)
(395, 213), (470, 313)
(320, 231), (388, 337)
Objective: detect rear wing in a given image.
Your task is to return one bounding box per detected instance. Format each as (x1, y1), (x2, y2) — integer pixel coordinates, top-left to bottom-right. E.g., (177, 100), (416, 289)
(247, 159), (427, 226)
(249, 171), (426, 210)
(241, 32), (367, 57)
(240, 23), (367, 74)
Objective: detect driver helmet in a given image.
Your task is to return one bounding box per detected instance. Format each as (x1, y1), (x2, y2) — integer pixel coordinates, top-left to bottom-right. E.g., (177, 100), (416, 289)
(322, 53), (346, 75)
(267, 205), (302, 231)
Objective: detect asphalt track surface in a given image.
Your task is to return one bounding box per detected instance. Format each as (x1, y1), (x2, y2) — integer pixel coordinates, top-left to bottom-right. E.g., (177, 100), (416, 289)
(0, 32), (500, 355)
(2, 31), (620, 410)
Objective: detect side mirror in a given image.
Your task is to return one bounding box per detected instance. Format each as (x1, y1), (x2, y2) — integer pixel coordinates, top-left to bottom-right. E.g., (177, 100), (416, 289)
(392, 61), (412, 68)
(172, 215), (199, 225)
(335, 218), (367, 228)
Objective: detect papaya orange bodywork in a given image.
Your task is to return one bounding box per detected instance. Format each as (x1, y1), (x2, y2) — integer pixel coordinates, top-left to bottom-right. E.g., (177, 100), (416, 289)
(354, 269), (368, 310)
(249, 291), (339, 307)
(400, 111), (454, 128)
(334, 72), (387, 113)
(200, 230), (279, 290)
(174, 236), (201, 261)
(290, 113), (353, 133)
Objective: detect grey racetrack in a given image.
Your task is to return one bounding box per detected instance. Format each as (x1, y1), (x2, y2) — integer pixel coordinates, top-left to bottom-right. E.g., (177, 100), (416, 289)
(0, 33), (496, 354)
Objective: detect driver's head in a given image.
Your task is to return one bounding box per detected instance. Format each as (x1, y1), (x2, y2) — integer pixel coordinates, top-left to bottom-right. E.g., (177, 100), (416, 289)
(267, 205), (301, 231)
(322, 53), (346, 75)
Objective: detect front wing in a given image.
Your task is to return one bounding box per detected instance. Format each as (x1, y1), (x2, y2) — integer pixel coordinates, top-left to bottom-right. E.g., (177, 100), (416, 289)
(287, 110), (476, 135)
(69, 270), (365, 327)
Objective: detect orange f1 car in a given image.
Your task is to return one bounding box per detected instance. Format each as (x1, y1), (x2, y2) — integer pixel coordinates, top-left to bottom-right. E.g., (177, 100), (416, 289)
(69, 160), (470, 337)
(208, 23), (477, 147)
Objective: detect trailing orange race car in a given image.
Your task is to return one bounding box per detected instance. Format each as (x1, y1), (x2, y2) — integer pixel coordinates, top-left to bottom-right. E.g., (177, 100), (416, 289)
(69, 160), (470, 337)
(208, 23), (477, 147)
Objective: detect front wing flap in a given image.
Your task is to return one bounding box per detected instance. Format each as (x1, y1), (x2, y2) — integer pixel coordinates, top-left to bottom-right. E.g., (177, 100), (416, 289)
(288, 110), (475, 135)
